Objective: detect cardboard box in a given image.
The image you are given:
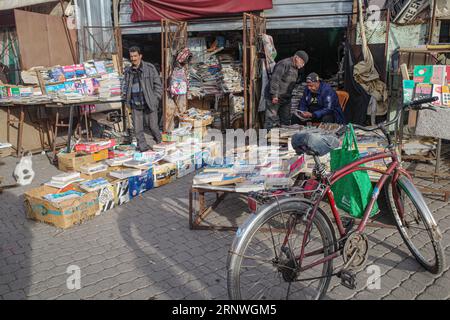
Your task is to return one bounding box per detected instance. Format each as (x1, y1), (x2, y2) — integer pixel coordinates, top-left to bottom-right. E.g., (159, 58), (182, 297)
(153, 162), (177, 187)
(111, 178), (130, 206)
(24, 185), (99, 229)
(0, 147), (12, 158)
(176, 156), (195, 178)
(128, 168), (154, 198)
(96, 184), (115, 213)
(57, 149), (108, 172)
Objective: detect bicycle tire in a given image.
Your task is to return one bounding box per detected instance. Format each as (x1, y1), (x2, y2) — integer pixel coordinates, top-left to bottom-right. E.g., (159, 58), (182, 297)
(386, 175), (445, 274)
(227, 199), (336, 300)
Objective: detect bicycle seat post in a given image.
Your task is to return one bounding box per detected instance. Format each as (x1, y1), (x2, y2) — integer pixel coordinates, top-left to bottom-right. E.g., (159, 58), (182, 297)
(312, 155), (327, 178)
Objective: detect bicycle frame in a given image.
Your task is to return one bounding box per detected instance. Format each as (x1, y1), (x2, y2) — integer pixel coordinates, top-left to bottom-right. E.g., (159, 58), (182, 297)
(294, 150), (412, 272)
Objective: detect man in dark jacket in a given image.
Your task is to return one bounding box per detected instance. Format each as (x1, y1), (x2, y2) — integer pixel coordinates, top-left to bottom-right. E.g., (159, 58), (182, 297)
(296, 72), (345, 124)
(265, 50), (309, 129)
(122, 46), (162, 151)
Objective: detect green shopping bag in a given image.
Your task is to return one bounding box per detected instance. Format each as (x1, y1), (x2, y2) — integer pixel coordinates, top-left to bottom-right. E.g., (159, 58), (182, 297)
(330, 124), (378, 218)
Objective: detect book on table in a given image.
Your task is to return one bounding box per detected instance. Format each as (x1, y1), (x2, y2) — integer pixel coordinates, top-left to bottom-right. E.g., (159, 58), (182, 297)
(192, 172), (224, 185)
(44, 178), (84, 190)
(210, 175), (245, 186)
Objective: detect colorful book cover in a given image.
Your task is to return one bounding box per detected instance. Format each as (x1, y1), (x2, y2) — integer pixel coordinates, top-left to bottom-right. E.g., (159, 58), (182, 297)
(45, 83), (65, 95)
(432, 85), (442, 105)
(49, 67), (65, 82)
(74, 80), (86, 94)
(0, 85), (7, 98)
(62, 65), (76, 80)
(64, 81), (77, 93)
(104, 60), (115, 74)
(94, 61), (107, 75)
(431, 65), (446, 85)
(442, 85), (450, 106)
(84, 60), (97, 76)
(73, 64), (85, 78)
(446, 66), (450, 84)
(414, 83), (433, 100)
(413, 65), (433, 83)
(403, 80), (415, 103)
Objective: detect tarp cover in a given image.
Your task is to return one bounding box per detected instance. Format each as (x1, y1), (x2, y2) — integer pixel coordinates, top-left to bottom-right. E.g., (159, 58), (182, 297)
(131, 0), (273, 22)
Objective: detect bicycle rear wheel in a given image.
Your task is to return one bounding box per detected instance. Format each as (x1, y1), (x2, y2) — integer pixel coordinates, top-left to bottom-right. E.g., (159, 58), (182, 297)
(386, 175), (445, 274)
(227, 199), (336, 300)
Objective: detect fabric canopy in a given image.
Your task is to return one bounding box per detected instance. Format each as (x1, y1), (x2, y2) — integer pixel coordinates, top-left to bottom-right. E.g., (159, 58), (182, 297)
(131, 0), (273, 22)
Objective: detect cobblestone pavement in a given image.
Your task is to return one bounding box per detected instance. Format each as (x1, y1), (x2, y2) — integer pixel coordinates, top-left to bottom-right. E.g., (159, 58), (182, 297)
(0, 149), (449, 300)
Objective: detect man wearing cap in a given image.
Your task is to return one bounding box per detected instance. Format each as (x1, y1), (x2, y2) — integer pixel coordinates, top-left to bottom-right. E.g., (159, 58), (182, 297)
(264, 50), (309, 129)
(295, 72), (345, 124)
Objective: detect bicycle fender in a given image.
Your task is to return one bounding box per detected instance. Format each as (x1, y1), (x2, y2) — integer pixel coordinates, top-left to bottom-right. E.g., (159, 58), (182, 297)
(397, 176), (442, 241)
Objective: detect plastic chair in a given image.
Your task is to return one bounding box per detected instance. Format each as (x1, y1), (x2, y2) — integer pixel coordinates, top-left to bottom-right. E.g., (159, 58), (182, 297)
(336, 90), (349, 112)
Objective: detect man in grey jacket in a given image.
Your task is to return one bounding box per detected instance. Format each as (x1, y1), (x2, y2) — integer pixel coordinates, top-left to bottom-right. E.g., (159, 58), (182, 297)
(122, 46), (162, 151)
(265, 50), (309, 129)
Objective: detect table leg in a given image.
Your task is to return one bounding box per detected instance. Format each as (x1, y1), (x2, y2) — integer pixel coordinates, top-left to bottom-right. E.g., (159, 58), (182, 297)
(17, 106), (25, 157)
(52, 111), (60, 159)
(6, 106), (11, 144)
(434, 138), (442, 184)
(66, 105), (75, 153)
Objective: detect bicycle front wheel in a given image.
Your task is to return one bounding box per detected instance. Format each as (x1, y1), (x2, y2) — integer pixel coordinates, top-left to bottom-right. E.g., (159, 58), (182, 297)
(386, 175), (445, 274)
(227, 199), (336, 300)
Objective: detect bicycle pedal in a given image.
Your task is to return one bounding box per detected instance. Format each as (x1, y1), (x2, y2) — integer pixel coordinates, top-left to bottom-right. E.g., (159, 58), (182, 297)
(341, 217), (355, 234)
(338, 270), (357, 290)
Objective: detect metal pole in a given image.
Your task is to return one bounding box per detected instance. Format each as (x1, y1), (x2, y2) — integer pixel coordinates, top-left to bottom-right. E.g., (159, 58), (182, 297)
(243, 14), (248, 130)
(428, 0), (437, 44)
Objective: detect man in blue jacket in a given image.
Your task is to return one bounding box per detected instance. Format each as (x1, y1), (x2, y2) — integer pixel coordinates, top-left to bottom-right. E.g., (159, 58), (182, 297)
(295, 72), (346, 124)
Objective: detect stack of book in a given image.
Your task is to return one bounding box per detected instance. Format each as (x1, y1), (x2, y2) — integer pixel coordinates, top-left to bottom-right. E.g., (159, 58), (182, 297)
(109, 169), (142, 180)
(45, 172), (84, 189)
(79, 163), (108, 175)
(105, 155), (133, 166)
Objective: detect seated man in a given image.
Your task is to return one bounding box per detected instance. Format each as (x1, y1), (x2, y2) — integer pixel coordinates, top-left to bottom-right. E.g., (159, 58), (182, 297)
(294, 72), (346, 124)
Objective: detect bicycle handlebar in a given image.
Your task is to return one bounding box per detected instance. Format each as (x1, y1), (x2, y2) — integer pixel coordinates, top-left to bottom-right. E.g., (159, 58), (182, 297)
(352, 96), (438, 133)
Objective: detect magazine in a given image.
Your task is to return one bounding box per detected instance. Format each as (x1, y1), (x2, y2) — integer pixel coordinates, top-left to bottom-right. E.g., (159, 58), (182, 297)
(79, 178), (111, 192)
(43, 190), (84, 203)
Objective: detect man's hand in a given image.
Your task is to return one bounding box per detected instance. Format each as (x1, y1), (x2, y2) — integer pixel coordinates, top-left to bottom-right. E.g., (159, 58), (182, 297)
(301, 111), (313, 118)
(272, 97), (279, 104)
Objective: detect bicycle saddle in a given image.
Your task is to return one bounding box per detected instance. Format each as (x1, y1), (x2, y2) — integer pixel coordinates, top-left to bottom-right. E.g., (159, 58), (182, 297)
(291, 131), (340, 156)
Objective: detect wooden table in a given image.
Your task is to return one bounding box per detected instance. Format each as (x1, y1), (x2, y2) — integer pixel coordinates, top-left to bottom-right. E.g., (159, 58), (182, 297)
(189, 184), (250, 231)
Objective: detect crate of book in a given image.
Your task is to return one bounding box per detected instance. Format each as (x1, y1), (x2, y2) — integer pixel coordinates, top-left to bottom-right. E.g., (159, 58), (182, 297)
(153, 162), (177, 187)
(24, 185), (99, 229)
(57, 149), (108, 172)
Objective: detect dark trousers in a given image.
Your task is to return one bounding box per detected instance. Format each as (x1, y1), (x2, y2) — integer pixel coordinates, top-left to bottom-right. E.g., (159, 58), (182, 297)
(264, 98), (291, 129)
(291, 112), (336, 125)
(132, 107), (161, 151)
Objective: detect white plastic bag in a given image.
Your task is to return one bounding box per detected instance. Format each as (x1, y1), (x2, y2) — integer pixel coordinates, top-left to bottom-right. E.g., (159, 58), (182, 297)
(13, 152), (35, 186)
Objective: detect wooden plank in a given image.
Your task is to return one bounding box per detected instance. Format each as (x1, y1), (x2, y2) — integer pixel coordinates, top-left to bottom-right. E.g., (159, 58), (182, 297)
(14, 9), (75, 69)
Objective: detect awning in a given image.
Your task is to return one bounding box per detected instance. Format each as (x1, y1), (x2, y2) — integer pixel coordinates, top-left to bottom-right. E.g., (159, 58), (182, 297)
(0, 0), (58, 11)
(131, 0), (273, 22)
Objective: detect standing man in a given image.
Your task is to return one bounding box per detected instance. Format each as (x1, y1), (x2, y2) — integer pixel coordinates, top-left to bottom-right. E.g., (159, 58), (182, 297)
(123, 46), (162, 152)
(265, 50), (309, 129)
(295, 72), (345, 124)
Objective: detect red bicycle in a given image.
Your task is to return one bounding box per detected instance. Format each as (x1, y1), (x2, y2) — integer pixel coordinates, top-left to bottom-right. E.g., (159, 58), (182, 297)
(227, 97), (445, 300)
